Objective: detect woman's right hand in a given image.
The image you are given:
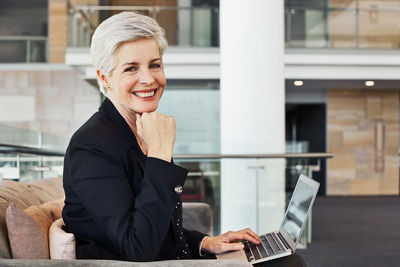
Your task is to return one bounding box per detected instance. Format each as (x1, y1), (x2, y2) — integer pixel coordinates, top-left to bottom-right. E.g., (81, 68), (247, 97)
(136, 112), (176, 162)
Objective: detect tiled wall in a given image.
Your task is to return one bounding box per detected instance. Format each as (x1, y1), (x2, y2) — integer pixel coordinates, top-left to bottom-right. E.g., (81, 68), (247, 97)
(0, 66), (100, 143)
(327, 89), (399, 195)
(329, 0), (400, 48)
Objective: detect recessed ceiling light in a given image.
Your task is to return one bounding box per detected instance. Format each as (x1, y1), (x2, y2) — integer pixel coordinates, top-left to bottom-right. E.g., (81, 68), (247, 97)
(294, 80), (303, 86)
(365, 80), (375, 86)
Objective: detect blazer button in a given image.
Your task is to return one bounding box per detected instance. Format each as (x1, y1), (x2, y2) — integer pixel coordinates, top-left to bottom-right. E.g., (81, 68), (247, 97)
(174, 185), (183, 195)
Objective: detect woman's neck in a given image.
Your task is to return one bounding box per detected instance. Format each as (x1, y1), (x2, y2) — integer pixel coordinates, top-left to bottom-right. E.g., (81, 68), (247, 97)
(107, 97), (148, 155)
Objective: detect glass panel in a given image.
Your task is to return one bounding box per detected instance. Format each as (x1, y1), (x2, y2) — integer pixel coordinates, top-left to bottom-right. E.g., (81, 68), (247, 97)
(0, 40), (26, 62)
(173, 157), (317, 247)
(68, 6), (219, 48)
(175, 158), (220, 235)
(30, 40), (47, 63)
(0, 154), (63, 182)
(329, 8), (357, 48)
(0, 124), (68, 152)
(286, 8), (328, 48)
(0, 124), (39, 147)
(158, 90), (220, 154)
(358, 9), (400, 49)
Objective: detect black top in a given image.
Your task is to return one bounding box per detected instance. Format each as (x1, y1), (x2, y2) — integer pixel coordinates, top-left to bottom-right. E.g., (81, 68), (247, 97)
(62, 98), (206, 261)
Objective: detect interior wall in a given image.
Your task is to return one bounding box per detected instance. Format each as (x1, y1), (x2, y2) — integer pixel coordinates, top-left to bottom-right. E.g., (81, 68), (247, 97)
(0, 67), (100, 140)
(329, 0), (400, 48)
(327, 89), (399, 195)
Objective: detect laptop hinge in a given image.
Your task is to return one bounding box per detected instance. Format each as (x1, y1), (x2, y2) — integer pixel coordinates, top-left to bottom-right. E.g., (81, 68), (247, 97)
(278, 232), (291, 251)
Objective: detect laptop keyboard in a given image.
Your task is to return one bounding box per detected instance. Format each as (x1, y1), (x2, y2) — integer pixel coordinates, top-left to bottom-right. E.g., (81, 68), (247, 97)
(244, 233), (287, 262)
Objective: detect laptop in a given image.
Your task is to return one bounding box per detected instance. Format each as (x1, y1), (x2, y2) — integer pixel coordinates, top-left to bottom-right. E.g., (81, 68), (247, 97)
(217, 174), (320, 264)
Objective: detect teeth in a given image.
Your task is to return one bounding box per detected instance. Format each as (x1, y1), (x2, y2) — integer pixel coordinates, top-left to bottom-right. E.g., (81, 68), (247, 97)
(134, 90), (155, 97)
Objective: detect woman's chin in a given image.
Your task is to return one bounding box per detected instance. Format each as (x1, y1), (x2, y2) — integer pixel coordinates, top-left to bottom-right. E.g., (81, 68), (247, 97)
(134, 106), (158, 114)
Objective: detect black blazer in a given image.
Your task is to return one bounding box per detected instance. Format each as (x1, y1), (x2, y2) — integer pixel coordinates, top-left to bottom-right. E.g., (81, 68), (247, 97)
(62, 98), (206, 261)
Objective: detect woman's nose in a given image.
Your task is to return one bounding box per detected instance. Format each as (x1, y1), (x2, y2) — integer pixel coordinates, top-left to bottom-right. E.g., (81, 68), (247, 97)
(139, 69), (155, 85)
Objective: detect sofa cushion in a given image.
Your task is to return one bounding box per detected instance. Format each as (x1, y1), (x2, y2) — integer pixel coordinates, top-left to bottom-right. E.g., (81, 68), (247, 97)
(5, 198), (64, 259)
(0, 178), (64, 259)
(182, 202), (213, 236)
(49, 218), (76, 259)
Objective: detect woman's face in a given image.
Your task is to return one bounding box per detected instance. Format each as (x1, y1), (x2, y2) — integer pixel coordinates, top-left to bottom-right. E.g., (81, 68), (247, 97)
(105, 38), (166, 115)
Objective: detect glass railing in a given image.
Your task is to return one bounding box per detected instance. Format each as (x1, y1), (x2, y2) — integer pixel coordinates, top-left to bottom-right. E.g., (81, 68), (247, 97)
(174, 153), (332, 248)
(68, 4), (400, 50)
(68, 5), (219, 48)
(0, 133), (332, 248)
(0, 36), (48, 63)
(286, 6), (400, 49)
(0, 124), (68, 181)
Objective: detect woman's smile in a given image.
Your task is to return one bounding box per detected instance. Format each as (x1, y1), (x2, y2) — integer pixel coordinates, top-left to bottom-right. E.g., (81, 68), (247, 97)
(132, 88), (158, 100)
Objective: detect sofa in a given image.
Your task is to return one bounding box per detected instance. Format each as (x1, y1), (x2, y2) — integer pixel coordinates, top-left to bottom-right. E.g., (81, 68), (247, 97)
(0, 178), (250, 266)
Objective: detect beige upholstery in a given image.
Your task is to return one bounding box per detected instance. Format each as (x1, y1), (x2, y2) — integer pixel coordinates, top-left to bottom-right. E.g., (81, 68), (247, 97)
(0, 178), (64, 259)
(0, 178), (251, 266)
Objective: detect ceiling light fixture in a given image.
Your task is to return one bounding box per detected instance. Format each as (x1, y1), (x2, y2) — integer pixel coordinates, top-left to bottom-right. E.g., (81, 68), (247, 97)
(294, 80), (304, 87)
(365, 80), (375, 87)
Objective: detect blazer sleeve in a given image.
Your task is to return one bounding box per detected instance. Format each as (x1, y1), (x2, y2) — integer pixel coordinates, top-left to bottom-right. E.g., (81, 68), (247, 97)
(182, 228), (208, 258)
(67, 138), (187, 261)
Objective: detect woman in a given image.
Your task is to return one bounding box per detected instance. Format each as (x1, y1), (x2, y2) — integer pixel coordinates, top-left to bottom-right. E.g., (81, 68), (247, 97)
(62, 11), (261, 261)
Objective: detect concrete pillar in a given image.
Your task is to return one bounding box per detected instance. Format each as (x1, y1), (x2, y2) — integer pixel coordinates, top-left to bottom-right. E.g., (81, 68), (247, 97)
(220, 0), (286, 234)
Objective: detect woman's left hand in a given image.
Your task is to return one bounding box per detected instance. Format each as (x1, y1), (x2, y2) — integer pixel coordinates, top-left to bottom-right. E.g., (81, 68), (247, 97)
(201, 228), (261, 255)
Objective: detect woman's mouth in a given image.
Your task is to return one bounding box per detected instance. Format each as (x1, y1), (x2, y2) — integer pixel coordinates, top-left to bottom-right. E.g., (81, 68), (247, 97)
(133, 89), (157, 98)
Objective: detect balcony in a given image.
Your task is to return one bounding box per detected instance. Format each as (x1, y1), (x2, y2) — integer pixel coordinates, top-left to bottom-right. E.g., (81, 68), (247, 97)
(286, 6), (400, 49)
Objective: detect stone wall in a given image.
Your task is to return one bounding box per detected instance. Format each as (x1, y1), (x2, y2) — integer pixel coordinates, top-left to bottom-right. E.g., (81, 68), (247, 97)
(0, 65), (100, 144)
(329, 0), (400, 48)
(327, 89), (399, 195)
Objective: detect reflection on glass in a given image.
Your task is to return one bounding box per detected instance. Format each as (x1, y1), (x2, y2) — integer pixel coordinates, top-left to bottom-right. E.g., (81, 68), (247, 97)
(282, 180), (314, 243)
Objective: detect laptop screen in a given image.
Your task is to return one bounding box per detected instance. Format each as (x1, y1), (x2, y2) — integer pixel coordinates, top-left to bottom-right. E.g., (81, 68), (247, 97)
(281, 178), (315, 243)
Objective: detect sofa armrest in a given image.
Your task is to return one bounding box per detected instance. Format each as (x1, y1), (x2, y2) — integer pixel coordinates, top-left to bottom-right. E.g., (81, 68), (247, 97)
(0, 259), (251, 266)
(182, 202), (213, 236)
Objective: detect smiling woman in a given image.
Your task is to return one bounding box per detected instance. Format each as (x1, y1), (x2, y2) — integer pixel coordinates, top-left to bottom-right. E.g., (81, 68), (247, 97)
(99, 38), (166, 118)
(61, 11), (262, 262)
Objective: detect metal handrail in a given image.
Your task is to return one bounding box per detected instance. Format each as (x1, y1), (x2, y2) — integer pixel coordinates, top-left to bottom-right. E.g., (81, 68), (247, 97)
(286, 6), (400, 12)
(0, 36), (47, 41)
(0, 144), (64, 157)
(173, 153), (333, 159)
(72, 5), (218, 12)
(0, 143), (332, 159)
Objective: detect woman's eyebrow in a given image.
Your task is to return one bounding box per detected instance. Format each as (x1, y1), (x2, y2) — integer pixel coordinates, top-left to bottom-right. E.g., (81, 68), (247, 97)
(122, 58), (161, 67)
(122, 62), (138, 67)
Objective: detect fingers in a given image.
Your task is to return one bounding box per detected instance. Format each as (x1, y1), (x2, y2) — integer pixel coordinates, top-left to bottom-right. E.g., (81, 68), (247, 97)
(136, 112), (176, 162)
(205, 237), (244, 254)
(219, 242), (244, 254)
(243, 228), (261, 243)
(226, 229), (260, 245)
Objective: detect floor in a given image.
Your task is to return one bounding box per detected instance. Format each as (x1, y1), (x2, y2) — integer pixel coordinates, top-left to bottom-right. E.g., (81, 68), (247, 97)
(297, 196), (400, 267)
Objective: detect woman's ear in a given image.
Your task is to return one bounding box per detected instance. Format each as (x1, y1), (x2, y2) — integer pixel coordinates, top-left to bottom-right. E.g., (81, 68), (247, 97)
(97, 70), (111, 90)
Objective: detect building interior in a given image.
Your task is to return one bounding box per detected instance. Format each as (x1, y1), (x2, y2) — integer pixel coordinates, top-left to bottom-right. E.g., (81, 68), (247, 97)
(0, 0), (399, 266)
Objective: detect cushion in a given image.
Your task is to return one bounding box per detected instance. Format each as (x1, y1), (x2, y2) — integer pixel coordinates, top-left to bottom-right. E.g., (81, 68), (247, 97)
(0, 178), (64, 259)
(5, 198), (64, 259)
(182, 202), (213, 236)
(49, 218), (76, 259)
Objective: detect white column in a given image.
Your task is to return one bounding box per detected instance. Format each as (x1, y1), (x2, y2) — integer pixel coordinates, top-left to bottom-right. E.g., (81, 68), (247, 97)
(220, 0), (286, 234)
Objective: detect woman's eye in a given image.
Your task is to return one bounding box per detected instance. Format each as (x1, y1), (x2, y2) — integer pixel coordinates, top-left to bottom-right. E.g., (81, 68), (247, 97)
(150, 63), (161, 69)
(124, 66), (137, 72)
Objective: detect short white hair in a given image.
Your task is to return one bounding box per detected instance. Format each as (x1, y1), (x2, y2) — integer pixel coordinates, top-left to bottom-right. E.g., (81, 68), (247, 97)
(90, 11), (168, 96)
